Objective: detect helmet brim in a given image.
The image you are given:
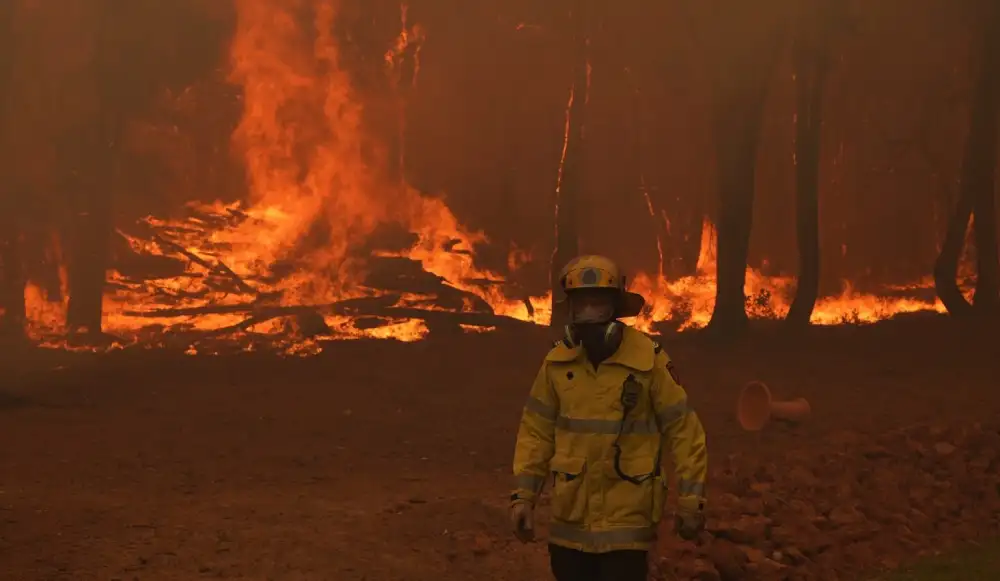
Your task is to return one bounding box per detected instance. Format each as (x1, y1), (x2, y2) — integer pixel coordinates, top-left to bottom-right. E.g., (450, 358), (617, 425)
(618, 291), (646, 318)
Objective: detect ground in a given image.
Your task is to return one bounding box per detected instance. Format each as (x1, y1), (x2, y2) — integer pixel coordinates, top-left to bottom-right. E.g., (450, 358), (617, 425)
(873, 539), (1000, 581)
(0, 315), (998, 581)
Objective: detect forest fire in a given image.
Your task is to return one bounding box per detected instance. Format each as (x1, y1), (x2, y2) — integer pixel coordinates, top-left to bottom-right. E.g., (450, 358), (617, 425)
(14, 0), (959, 354)
(21, 209), (951, 354)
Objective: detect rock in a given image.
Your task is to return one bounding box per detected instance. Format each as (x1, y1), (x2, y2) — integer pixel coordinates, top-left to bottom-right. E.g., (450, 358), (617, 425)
(842, 541), (877, 567)
(716, 515), (771, 545)
(706, 539), (748, 581)
(739, 497), (766, 516)
(738, 545), (769, 565)
(812, 515), (833, 531)
(933, 441), (957, 456)
(783, 546), (809, 565)
(786, 465), (821, 488)
(787, 499), (818, 520)
(752, 556), (786, 575)
(862, 445), (892, 460)
(691, 558), (722, 581)
(769, 525), (799, 547)
(828, 505), (866, 527)
(715, 492), (742, 509)
(836, 521), (880, 543)
(799, 530), (835, 558)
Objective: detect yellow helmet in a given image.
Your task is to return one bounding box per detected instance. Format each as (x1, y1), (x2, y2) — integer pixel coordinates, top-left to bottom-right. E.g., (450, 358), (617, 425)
(557, 255), (646, 318)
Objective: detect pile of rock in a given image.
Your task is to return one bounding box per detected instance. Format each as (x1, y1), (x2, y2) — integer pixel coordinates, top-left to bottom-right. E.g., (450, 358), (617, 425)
(653, 421), (1000, 580)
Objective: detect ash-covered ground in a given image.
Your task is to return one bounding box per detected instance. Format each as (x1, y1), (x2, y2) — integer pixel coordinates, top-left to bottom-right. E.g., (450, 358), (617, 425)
(0, 315), (997, 580)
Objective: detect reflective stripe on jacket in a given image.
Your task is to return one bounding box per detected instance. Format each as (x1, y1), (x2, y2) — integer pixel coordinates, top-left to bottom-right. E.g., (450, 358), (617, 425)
(511, 326), (708, 553)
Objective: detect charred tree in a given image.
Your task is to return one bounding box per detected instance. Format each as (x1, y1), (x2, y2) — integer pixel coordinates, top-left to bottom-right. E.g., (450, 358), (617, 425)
(705, 9), (784, 335)
(785, 0), (843, 327)
(0, 0), (24, 338)
(65, 0), (122, 335)
(971, 1), (1000, 311)
(933, 0), (1000, 316)
(550, 1), (591, 328)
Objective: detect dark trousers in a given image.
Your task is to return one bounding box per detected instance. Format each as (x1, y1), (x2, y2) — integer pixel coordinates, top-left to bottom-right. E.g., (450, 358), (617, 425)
(548, 543), (648, 581)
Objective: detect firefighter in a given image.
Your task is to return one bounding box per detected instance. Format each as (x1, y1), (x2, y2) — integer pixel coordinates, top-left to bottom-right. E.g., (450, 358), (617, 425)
(508, 255), (708, 581)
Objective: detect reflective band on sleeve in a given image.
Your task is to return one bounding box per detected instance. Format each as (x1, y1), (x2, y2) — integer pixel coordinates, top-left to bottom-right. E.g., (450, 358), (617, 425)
(678, 479), (705, 497)
(514, 473), (546, 494)
(524, 396), (558, 421)
(549, 522), (657, 546)
(656, 400), (688, 429)
(554, 416), (659, 435)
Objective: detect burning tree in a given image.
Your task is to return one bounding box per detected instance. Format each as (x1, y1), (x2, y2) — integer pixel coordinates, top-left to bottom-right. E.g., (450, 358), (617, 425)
(549, 0), (592, 329)
(704, 2), (785, 334)
(785, 0), (853, 327)
(934, 0), (1000, 316)
(64, 0), (122, 338)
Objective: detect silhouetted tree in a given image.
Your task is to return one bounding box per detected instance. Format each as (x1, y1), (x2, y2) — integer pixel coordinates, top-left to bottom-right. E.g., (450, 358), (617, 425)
(785, 0), (851, 327)
(0, 0), (24, 338)
(550, 0), (591, 328)
(934, 0), (1000, 316)
(705, 5), (785, 334)
(65, 0), (123, 336)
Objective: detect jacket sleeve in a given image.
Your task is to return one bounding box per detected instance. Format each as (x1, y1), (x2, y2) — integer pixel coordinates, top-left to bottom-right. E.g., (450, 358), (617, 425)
(650, 351), (708, 503)
(511, 362), (558, 504)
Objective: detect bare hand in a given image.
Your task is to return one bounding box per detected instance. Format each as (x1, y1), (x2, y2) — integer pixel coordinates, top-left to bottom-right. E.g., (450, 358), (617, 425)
(509, 501), (535, 543)
(674, 511), (705, 541)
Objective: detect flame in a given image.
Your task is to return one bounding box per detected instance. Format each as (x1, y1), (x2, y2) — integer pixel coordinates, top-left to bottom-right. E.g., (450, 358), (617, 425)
(24, 232), (69, 339)
(96, 0), (546, 352)
(16, 2), (973, 354)
(628, 218), (951, 333)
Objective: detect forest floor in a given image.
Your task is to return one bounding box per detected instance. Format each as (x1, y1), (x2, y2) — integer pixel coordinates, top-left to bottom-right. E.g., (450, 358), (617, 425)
(0, 314), (998, 581)
(868, 538), (1000, 581)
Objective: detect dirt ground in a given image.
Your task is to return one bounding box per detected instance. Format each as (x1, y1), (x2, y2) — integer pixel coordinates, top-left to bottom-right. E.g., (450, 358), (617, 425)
(0, 315), (998, 581)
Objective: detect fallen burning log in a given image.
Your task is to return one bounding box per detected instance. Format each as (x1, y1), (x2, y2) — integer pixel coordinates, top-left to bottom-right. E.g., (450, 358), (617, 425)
(118, 294), (401, 318)
(147, 232), (257, 296)
(119, 293), (534, 334)
(364, 256), (495, 313)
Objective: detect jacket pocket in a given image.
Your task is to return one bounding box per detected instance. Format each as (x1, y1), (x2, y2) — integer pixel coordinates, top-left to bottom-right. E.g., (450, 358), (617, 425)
(604, 456), (657, 526)
(549, 455), (588, 523)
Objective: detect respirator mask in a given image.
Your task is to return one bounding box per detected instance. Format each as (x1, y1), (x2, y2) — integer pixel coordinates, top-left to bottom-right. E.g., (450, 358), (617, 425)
(563, 293), (623, 359)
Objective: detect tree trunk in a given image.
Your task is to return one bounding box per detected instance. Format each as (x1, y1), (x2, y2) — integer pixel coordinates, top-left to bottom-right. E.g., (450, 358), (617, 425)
(66, 0), (119, 335)
(786, 2), (830, 327)
(706, 37), (781, 335)
(971, 1), (1000, 312)
(0, 0), (24, 338)
(933, 188), (974, 316)
(934, 0), (1000, 316)
(550, 1), (591, 328)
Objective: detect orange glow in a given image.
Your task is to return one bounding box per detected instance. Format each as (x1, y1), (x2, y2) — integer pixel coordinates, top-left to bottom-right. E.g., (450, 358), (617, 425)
(18, 1), (971, 354)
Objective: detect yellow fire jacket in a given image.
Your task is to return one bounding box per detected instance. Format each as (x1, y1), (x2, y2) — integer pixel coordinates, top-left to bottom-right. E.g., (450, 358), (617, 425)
(511, 325), (708, 553)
